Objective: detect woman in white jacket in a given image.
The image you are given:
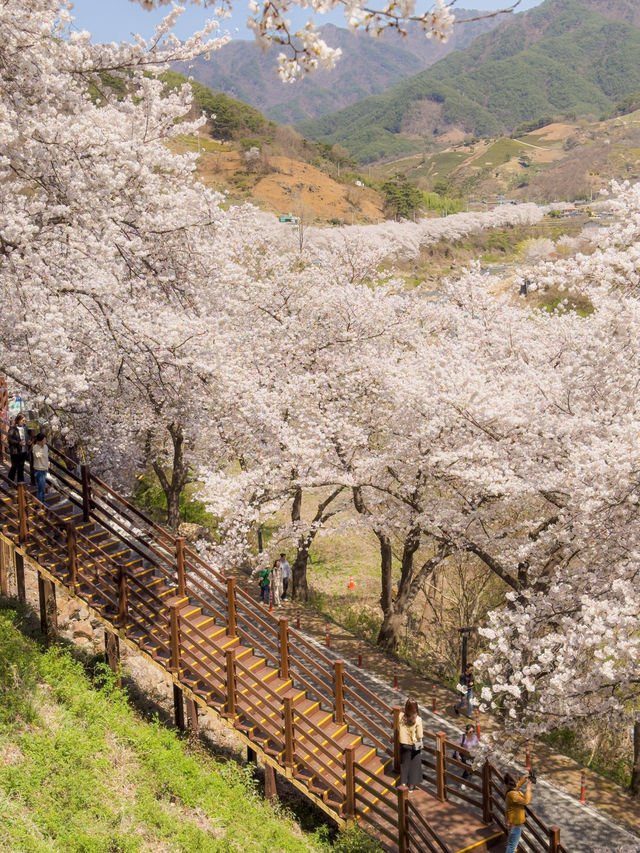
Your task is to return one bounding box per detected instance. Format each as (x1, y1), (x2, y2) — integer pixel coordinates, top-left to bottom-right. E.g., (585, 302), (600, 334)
(397, 697), (423, 792)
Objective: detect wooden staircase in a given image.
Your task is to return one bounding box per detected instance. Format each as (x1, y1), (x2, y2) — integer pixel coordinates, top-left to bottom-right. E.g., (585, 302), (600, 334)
(0, 428), (569, 853)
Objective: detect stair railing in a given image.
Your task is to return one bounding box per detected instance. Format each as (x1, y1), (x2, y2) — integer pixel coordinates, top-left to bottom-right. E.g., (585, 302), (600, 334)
(0, 399), (571, 853)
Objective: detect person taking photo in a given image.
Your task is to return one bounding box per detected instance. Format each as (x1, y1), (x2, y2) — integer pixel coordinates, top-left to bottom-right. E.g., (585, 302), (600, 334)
(503, 771), (534, 853)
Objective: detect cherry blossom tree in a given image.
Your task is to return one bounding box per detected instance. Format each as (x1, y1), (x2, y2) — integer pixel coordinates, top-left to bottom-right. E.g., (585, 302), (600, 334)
(0, 0), (236, 525)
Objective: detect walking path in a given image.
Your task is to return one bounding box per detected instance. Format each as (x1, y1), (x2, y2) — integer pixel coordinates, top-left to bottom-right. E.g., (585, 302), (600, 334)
(266, 595), (640, 852)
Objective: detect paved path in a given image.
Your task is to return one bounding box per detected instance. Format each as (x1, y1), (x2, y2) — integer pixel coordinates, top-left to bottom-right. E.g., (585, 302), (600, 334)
(266, 597), (640, 852)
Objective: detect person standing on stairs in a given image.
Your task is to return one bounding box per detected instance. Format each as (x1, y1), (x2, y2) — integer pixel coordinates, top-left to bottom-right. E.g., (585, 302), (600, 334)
(32, 433), (49, 505)
(397, 697), (423, 792)
(503, 771), (533, 853)
(271, 557), (282, 607)
(279, 552), (291, 600)
(8, 413), (30, 484)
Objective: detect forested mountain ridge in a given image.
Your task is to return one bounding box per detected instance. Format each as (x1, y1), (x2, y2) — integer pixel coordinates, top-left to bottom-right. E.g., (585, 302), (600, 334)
(175, 11), (503, 125)
(296, 0), (640, 162)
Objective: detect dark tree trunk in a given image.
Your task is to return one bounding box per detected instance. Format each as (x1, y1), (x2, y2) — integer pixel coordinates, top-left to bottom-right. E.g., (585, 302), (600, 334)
(378, 537), (451, 654)
(153, 423), (189, 532)
(377, 528), (420, 652)
(292, 541), (310, 602)
(290, 485), (343, 602)
(378, 532), (393, 614)
(631, 721), (640, 797)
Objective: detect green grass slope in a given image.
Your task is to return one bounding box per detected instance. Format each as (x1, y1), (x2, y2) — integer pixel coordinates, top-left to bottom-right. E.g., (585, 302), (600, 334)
(0, 604), (378, 853)
(297, 0), (640, 162)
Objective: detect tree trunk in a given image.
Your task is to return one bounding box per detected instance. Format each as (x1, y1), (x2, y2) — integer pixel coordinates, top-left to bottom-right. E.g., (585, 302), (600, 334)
(165, 483), (182, 531)
(377, 536), (450, 654)
(377, 528), (420, 652)
(290, 485), (343, 603)
(378, 532), (393, 614)
(292, 540), (310, 602)
(153, 423), (189, 532)
(631, 721), (640, 797)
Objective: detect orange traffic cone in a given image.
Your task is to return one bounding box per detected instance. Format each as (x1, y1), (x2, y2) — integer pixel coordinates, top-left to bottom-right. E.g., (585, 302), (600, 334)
(348, 575), (355, 590)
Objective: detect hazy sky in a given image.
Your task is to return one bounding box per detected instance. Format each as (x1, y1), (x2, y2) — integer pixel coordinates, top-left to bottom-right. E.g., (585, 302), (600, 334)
(69, 0), (544, 43)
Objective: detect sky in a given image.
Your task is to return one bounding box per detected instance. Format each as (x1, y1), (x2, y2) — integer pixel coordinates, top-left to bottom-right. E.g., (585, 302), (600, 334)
(68, 0), (545, 44)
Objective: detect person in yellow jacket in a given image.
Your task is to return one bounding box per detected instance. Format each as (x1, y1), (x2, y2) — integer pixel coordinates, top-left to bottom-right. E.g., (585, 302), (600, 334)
(397, 697), (423, 792)
(503, 772), (533, 853)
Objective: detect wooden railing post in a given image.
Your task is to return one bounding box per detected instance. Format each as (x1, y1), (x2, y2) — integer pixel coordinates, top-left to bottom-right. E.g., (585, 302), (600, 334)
(185, 697), (199, 733)
(344, 744), (356, 820)
(393, 706), (402, 772)
(226, 576), (236, 637)
(225, 648), (236, 717)
(334, 660), (344, 725)
(436, 731), (447, 802)
(117, 562), (128, 631)
(549, 826), (561, 853)
(66, 521), (77, 593)
(482, 761), (493, 823)
(37, 571), (57, 646)
(167, 596), (182, 673)
(105, 630), (121, 687)
(81, 464), (91, 522)
(397, 784), (409, 853)
(15, 552), (26, 605)
(17, 482), (27, 543)
(0, 541), (8, 597)
(482, 760), (492, 823)
(283, 695), (294, 768)
(279, 618), (289, 680)
(176, 536), (186, 596)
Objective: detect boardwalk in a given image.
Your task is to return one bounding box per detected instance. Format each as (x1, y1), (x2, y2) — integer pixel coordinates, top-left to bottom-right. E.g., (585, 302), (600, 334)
(0, 434), (575, 853)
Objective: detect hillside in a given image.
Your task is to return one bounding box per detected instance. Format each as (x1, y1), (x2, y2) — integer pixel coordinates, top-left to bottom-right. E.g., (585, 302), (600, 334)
(297, 0), (640, 162)
(160, 72), (386, 221)
(177, 13), (503, 125)
(0, 604), (377, 853)
(164, 71), (640, 215)
(375, 105), (640, 201)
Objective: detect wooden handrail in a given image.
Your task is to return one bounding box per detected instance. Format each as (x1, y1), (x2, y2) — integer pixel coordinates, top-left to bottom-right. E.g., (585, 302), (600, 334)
(283, 696), (294, 768)
(279, 618), (289, 680)
(342, 667), (393, 724)
(288, 627), (335, 669)
(225, 649), (236, 717)
(343, 710), (389, 754)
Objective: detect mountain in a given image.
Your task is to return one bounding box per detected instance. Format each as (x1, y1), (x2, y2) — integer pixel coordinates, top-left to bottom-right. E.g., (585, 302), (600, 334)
(296, 0), (640, 162)
(176, 12), (503, 125)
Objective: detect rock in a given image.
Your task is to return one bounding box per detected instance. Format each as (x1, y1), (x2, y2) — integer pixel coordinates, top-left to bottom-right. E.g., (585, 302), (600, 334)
(73, 620), (94, 641)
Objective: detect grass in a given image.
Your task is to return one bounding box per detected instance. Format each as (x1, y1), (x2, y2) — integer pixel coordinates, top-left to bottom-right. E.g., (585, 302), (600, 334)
(0, 602), (380, 853)
(512, 133), (560, 148)
(470, 138), (528, 169)
(172, 134), (232, 154)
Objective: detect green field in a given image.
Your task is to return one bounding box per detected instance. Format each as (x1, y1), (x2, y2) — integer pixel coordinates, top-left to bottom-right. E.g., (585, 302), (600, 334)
(471, 138), (528, 169)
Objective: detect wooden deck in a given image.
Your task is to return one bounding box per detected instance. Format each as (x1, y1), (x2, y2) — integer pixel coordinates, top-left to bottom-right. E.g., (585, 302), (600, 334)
(0, 426), (568, 853)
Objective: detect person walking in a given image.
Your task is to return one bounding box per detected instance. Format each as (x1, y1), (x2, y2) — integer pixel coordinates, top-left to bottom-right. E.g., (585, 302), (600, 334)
(454, 724), (479, 785)
(271, 557), (282, 607)
(280, 552), (291, 599)
(397, 697), (423, 792)
(258, 565), (271, 605)
(503, 772), (533, 853)
(8, 413), (30, 484)
(32, 433), (49, 505)
(455, 664), (475, 717)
